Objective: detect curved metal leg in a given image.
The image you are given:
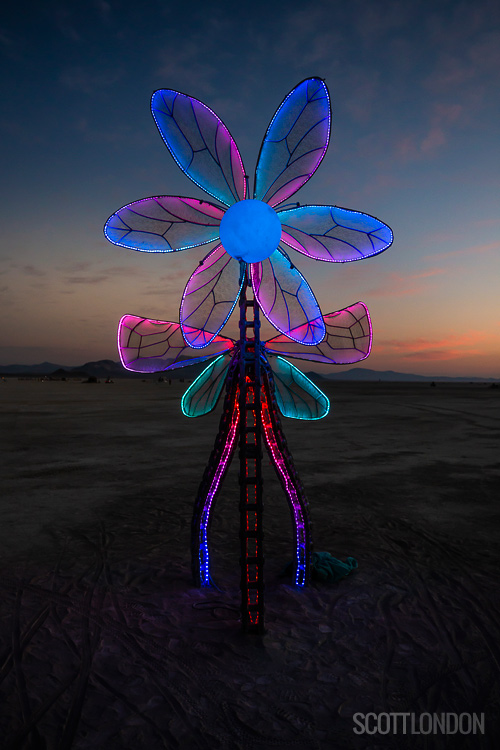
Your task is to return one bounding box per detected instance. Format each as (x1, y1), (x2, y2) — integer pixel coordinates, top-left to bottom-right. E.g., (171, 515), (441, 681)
(261, 372), (312, 586)
(191, 364), (240, 586)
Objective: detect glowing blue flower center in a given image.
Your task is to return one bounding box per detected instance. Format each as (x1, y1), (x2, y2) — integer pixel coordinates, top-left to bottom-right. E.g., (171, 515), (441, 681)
(219, 199), (281, 263)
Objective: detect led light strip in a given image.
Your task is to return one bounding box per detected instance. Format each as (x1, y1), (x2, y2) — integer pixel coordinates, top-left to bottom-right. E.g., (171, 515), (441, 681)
(260, 380), (309, 586)
(196, 389), (240, 585)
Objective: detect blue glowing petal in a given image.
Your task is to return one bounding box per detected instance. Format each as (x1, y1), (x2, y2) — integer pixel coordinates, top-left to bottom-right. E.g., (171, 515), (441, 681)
(181, 353), (233, 417)
(251, 249), (325, 345)
(254, 78), (330, 208)
(118, 315), (234, 373)
(278, 205), (393, 262)
(152, 90), (246, 207)
(180, 244), (244, 349)
(269, 356), (330, 420)
(105, 196), (224, 253)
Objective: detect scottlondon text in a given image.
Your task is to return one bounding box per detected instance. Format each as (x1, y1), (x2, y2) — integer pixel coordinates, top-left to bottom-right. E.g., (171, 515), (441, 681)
(352, 712), (485, 735)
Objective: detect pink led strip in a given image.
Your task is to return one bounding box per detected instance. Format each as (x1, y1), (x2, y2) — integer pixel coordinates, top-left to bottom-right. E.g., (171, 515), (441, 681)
(260, 383), (308, 586)
(197, 390), (240, 585)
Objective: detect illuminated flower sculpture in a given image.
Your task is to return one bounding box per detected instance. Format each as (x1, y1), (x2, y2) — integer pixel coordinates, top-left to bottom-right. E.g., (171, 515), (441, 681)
(104, 78), (393, 632)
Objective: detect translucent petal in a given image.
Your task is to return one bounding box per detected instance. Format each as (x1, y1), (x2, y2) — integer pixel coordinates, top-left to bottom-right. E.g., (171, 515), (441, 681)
(118, 315), (234, 373)
(269, 356), (329, 420)
(279, 205), (393, 262)
(254, 78), (330, 208)
(265, 302), (372, 364)
(250, 249), (325, 345)
(181, 354), (233, 417)
(180, 244), (244, 348)
(104, 197), (224, 253)
(151, 89), (246, 207)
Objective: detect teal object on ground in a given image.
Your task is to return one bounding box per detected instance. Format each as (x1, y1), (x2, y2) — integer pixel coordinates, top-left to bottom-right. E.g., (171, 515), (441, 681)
(311, 551), (358, 582)
(280, 551), (357, 582)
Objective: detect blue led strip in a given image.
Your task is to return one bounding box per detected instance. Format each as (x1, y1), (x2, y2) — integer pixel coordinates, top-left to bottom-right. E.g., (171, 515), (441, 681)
(261, 367), (312, 586)
(254, 78), (331, 207)
(278, 204), (393, 263)
(190, 356), (240, 586)
(180, 246), (245, 349)
(151, 89), (246, 207)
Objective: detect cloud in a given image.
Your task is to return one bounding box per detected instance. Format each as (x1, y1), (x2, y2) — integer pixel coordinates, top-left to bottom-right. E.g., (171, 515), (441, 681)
(474, 218), (500, 228)
(394, 100), (465, 161)
(58, 262), (92, 273)
(379, 332), (487, 361)
(365, 268), (445, 297)
(101, 265), (147, 278)
(64, 275), (110, 285)
(423, 55), (472, 95)
(420, 126), (446, 154)
(60, 263), (147, 286)
(426, 241), (500, 261)
(22, 264), (46, 278)
(60, 66), (123, 94)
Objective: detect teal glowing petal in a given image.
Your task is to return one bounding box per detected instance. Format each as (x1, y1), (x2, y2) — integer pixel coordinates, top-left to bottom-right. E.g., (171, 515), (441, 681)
(181, 354), (233, 417)
(269, 356), (329, 420)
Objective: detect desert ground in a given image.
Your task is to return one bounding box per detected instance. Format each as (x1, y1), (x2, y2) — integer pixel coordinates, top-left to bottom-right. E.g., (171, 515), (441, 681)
(1, 377), (499, 749)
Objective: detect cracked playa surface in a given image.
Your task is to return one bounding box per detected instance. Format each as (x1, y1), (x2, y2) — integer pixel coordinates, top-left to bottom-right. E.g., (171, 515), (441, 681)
(1, 379), (499, 749)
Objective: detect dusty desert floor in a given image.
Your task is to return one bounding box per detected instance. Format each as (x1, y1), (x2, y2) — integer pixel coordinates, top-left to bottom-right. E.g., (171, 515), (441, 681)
(1, 378), (499, 749)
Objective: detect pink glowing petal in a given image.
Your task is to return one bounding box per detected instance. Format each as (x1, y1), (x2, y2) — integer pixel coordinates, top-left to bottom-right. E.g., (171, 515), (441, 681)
(105, 196), (225, 253)
(118, 315), (234, 372)
(278, 205), (393, 262)
(254, 78), (330, 208)
(264, 302), (372, 364)
(250, 249), (325, 345)
(151, 90), (246, 207)
(180, 244), (244, 348)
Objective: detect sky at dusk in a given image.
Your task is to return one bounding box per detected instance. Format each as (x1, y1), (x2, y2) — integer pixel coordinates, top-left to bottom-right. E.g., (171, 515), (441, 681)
(1, 0), (499, 377)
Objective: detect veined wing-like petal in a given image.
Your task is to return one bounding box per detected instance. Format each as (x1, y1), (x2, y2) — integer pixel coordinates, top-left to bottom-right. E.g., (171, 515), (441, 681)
(254, 78), (330, 208)
(118, 315), (234, 372)
(265, 302), (372, 364)
(251, 249), (325, 345)
(279, 205), (393, 262)
(269, 356), (329, 420)
(104, 196), (224, 252)
(151, 89), (246, 207)
(181, 354), (233, 417)
(180, 244), (244, 348)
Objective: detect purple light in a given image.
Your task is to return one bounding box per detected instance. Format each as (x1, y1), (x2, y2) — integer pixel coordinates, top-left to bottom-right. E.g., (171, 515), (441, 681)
(261, 386), (308, 586)
(180, 244), (244, 349)
(118, 315), (234, 372)
(254, 78), (331, 208)
(196, 392), (240, 585)
(250, 250), (326, 345)
(264, 302), (373, 365)
(151, 89), (246, 207)
(104, 196), (225, 254)
(278, 205), (393, 263)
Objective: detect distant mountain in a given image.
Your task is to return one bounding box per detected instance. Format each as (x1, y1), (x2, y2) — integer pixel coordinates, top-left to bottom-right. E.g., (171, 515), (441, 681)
(78, 359), (124, 378)
(316, 367), (498, 383)
(0, 361), (65, 375)
(1, 361), (497, 382)
(0, 359), (205, 379)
